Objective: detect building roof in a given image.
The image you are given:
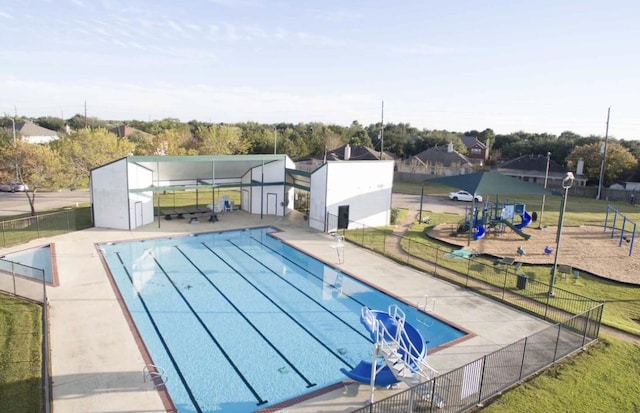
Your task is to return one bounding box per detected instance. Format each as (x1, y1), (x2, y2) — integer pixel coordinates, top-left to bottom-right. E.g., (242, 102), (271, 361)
(497, 153), (571, 180)
(16, 120), (58, 138)
(313, 144), (395, 161)
(461, 136), (487, 149)
(410, 145), (471, 167)
(429, 171), (552, 196)
(108, 125), (154, 139)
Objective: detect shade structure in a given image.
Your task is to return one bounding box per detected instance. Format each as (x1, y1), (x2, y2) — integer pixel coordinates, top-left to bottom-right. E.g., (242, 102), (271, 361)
(427, 171), (553, 197)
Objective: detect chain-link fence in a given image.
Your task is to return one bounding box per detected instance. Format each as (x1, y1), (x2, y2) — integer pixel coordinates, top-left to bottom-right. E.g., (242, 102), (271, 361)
(0, 207), (92, 248)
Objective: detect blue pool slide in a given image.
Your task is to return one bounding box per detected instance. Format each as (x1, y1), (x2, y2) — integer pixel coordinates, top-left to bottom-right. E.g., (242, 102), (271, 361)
(340, 307), (427, 387)
(473, 225), (486, 240)
(515, 211), (532, 230)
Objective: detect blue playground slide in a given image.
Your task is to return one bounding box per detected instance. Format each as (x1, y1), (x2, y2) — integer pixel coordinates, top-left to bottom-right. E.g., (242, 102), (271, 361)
(340, 308), (427, 387)
(515, 211), (532, 230)
(473, 225), (486, 240)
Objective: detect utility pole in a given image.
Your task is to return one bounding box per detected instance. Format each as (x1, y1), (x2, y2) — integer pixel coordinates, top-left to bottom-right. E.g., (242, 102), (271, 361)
(84, 100), (88, 128)
(596, 107), (611, 200)
(379, 100), (384, 160)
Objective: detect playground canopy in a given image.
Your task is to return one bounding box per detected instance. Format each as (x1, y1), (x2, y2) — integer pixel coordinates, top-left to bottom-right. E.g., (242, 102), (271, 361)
(426, 171), (553, 196)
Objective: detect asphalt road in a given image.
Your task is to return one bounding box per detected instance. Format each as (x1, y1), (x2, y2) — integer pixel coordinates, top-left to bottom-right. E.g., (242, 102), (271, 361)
(0, 190), (469, 218)
(0, 189), (90, 217)
(391, 193), (468, 215)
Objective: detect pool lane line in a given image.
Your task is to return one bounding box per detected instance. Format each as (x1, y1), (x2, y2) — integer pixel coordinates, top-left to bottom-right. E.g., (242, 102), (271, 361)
(248, 236), (370, 309)
(201, 242), (355, 369)
(174, 246), (317, 389)
(149, 255), (268, 406)
(248, 236), (361, 299)
(228, 239), (372, 343)
(114, 252), (203, 413)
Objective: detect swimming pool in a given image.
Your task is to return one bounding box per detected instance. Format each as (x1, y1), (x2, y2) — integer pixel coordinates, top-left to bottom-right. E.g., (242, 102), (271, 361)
(100, 227), (466, 413)
(0, 244), (54, 283)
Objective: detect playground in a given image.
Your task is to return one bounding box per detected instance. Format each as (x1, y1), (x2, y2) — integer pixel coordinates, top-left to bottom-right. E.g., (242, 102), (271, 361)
(428, 205), (640, 285)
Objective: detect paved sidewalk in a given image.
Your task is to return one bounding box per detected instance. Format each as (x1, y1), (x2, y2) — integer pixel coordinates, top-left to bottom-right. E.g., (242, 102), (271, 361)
(0, 210), (554, 413)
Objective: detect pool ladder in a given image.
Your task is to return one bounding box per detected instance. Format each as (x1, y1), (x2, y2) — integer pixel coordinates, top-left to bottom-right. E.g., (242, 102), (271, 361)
(416, 295), (435, 327)
(143, 364), (168, 389)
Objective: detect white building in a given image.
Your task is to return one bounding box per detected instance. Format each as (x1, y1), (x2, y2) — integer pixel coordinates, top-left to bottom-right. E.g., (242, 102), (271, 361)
(90, 155), (394, 232)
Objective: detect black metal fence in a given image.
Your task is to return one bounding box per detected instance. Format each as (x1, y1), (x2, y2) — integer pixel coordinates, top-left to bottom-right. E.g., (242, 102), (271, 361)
(0, 207), (92, 248)
(330, 213), (601, 321)
(326, 214), (604, 413)
(0, 260), (51, 413)
(351, 306), (602, 413)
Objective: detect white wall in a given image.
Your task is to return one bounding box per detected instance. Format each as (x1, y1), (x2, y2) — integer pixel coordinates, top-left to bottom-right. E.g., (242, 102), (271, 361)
(127, 163), (154, 228)
(91, 159), (130, 230)
(324, 161), (394, 232)
(247, 159), (287, 216)
(309, 164), (328, 231)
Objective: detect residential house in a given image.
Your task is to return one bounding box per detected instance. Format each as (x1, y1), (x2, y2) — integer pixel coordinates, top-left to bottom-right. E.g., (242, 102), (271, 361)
(461, 135), (489, 163)
(296, 144), (395, 171)
(108, 124), (154, 140)
(496, 154), (587, 187)
(398, 142), (474, 176)
(15, 120), (59, 144)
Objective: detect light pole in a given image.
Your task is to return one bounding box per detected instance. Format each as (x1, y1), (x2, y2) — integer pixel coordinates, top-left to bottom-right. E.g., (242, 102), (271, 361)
(548, 172), (575, 296)
(538, 152), (551, 229)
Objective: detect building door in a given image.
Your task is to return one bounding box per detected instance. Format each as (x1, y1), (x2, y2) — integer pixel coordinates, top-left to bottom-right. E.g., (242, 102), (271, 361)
(267, 193), (277, 215)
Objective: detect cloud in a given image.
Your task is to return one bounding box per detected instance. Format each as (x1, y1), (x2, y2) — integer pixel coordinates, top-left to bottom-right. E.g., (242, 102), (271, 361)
(0, 10), (12, 19)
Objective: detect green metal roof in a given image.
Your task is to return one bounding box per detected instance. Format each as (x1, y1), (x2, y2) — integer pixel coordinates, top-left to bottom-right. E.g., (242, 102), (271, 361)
(427, 171), (553, 196)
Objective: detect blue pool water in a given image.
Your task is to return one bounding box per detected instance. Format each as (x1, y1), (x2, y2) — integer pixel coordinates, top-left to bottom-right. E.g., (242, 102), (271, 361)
(100, 227), (466, 413)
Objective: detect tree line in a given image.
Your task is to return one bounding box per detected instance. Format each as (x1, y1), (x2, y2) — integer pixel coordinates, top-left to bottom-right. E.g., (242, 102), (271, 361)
(0, 115), (638, 208)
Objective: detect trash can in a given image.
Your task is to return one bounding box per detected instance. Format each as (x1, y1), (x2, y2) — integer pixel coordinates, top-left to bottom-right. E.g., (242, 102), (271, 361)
(517, 274), (528, 290)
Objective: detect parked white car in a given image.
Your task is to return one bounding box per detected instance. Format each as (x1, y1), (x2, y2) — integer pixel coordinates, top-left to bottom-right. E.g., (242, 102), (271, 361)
(448, 190), (482, 202)
(10, 182), (28, 192)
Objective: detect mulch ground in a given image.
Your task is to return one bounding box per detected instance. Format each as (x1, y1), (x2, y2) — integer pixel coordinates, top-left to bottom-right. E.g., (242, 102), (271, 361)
(428, 223), (640, 285)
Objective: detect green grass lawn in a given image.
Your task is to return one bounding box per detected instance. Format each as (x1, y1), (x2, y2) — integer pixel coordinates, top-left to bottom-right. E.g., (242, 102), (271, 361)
(391, 181), (640, 412)
(0, 293), (43, 413)
(482, 336), (640, 412)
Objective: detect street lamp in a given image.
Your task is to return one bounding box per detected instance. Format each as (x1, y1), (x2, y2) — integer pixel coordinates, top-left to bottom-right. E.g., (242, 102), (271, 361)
(548, 172), (575, 296)
(538, 152), (551, 229)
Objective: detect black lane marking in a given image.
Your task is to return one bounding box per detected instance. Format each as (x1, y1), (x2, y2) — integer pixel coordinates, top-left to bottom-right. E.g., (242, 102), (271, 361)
(114, 252), (203, 413)
(174, 245), (316, 388)
(228, 239), (373, 344)
(201, 242), (355, 369)
(249, 235), (369, 309)
(150, 255), (268, 406)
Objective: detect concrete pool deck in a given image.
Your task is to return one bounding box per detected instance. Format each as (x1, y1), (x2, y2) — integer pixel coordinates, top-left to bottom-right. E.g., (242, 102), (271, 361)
(17, 210), (551, 412)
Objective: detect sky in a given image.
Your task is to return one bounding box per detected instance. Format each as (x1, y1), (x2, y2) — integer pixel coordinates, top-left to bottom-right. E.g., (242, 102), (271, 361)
(1, 0), (639, 139)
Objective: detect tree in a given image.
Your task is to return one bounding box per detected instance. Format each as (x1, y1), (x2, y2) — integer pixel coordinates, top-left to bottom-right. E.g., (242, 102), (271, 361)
(34, 116), (65, 132)
(54, 128), (136, 188)
(154, 127), (196, 156)
(566, 141), (637, 185)
(196, 125), (249, 155)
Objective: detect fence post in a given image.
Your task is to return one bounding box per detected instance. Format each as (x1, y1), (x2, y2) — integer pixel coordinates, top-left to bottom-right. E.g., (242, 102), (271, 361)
(11, 261), (16, 295)
(1, 221), (5, 248)
(518, 337), (528, 380)
(36, 215), (41, 238)
(478, 355), (488, 404)
(67, 209), (71, 231)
